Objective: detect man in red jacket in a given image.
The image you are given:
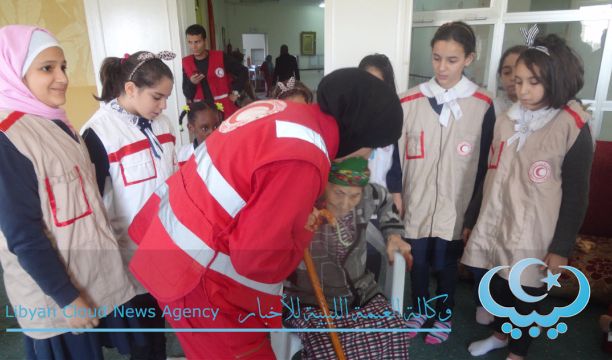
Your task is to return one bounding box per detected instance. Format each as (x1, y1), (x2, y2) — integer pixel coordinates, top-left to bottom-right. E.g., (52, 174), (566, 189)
(182, 24), (247, 116)
(129, 68), (403, 359)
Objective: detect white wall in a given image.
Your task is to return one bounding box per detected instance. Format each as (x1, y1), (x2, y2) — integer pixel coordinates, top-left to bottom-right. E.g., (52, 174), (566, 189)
(212, 0), (228, 52)
(324, 0), (412, 92)
(178, 0), (197, 57)
(83, 0), (188, 145)
(221, 1), (324, 61)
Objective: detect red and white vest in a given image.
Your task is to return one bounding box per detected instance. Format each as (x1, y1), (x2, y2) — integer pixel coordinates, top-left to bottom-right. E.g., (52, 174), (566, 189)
(128, 100), (338, 313)
(183, 51), (239, 116)
(81, 104), (177, 292)
(176, 142), (195, 166)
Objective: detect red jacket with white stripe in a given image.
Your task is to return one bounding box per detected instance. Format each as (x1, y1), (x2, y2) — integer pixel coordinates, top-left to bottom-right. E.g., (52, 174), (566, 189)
(128, 100), (339, 322)
(183, 51), (238, 116)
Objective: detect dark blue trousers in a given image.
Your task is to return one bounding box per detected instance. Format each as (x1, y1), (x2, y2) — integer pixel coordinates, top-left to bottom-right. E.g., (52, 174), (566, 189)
(408, 237), (464, 320)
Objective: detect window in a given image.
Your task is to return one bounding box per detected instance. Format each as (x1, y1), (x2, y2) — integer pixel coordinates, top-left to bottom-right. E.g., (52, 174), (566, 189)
(608, 70), (612, 100)
(413, 0), (491, 11)
(503, 21), (607, 99)
(508, 0), (612, 13)
(410, 1), (612, 134)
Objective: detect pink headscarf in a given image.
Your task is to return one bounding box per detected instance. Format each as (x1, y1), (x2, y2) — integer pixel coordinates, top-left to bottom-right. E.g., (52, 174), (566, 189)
(0, 25), (69, 123)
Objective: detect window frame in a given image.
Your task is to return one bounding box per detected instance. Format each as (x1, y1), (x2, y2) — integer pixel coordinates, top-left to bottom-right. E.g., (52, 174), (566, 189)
(412, 0), (612, 138)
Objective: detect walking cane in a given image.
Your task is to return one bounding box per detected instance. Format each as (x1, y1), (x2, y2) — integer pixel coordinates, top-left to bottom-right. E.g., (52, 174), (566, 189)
(303, 248), (346, 360)
(303, 233), (347, 360)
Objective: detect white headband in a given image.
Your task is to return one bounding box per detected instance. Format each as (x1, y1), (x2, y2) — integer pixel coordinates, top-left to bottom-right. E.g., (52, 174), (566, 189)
(21, 30), (62, 77)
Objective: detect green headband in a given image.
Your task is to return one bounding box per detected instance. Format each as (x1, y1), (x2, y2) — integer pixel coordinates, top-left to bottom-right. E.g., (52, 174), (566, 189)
(329, 157), (370, 187)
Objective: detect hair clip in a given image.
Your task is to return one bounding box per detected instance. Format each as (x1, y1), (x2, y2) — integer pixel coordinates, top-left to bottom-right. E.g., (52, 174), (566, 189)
(182, 104), (191, 112)
(215, 102), (224, 112)
(520, 24), (550, 56)
(121, 53), (130, 64)
(277, 76), (296, 95)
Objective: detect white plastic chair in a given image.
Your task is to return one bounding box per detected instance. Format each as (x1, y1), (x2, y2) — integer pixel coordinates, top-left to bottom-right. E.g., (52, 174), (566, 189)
(270, 223), (406, 359)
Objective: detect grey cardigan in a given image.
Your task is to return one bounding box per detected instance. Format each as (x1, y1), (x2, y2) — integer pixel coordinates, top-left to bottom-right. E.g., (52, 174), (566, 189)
(284, 183), (405, 308)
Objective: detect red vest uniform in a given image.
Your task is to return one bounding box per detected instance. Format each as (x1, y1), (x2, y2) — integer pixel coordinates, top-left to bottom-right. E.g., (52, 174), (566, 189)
(182, 51), (239, 116)
(128, 100), (338, 328)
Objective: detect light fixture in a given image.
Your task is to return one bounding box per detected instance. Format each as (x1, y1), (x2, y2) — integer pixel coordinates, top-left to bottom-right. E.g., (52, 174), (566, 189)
(319, 2), (325, 8)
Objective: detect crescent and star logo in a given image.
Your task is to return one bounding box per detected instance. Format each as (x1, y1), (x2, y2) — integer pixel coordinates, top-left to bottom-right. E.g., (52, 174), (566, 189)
(479, 258), (590, 340)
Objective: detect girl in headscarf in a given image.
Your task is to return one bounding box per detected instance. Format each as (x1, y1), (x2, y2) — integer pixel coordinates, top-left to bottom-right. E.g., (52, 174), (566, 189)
(284, 156), (413, 359)
(0, 25), (135, 359)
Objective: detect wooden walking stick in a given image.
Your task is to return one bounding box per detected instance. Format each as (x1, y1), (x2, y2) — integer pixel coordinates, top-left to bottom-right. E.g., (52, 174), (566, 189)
(303, 209), (347, 360)
(303, 249), (346, 360)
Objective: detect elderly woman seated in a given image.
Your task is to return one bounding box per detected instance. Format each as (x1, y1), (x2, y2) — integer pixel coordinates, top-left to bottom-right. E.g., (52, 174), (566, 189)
(283, 156), (413, 359)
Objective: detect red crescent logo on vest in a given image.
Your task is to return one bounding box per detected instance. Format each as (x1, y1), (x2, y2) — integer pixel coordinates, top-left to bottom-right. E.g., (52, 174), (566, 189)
(457, 141), (473, 156)
(218, 100), (287, 133)
(529, 160), (552, 183)
(215, 67), (225, 78)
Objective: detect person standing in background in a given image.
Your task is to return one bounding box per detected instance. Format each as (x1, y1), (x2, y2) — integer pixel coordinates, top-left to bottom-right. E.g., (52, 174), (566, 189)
(182, 24), (247, 117)
(273, 44), (300, 83)
(493, 45), (528, 116)
(260, 54), (275, 97)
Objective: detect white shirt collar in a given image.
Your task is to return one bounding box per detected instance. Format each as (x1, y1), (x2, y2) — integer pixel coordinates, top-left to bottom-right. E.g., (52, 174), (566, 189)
(105, 98), (140, 126)
(419, 76), (479, 127)
(506, 103), (560, 151)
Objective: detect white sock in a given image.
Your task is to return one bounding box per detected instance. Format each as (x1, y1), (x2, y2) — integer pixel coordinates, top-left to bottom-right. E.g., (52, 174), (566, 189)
(468, 334), (508, 356)
(476, 306), (494, 325)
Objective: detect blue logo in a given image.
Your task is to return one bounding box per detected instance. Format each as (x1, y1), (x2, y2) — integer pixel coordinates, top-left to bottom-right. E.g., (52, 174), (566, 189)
(478, 258), (590, 340)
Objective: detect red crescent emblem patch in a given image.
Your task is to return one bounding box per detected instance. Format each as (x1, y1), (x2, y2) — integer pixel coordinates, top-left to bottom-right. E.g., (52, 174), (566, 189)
(457, 141), (473, 156)
(529, 161), (552, 183)
(218, 100), (287, 133)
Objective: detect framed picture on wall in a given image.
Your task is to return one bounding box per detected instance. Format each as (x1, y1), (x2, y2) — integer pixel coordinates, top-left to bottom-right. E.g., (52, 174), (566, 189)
(300, 32), (316, 56)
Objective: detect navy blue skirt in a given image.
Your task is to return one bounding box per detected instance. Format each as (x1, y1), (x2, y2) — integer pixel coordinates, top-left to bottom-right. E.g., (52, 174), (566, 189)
(23, 296), (154, 360)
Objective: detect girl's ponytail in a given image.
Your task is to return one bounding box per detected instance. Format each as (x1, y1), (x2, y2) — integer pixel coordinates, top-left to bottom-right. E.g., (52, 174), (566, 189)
(179, 106), (189, 130)
(95, 57), (124, 103)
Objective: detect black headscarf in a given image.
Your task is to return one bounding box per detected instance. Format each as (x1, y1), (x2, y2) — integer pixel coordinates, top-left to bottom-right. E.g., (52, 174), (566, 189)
(317, 68), (403, 158)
